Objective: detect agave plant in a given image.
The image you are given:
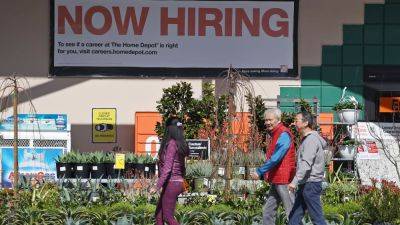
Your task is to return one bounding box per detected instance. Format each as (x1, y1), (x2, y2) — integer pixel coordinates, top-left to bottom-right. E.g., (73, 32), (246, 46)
(111, 216), (133, 225)
(137, 155), (156, 164)
(74, 152), (89, 164)
(57, 151), (79, 163)
(186, 160), (213, 178)
(65, 217), (85, 225)
(89, 151), (105, 163)
(175, 210), (210, 225)
(125, 153), (138, 163)
(104, 152), (115, 163)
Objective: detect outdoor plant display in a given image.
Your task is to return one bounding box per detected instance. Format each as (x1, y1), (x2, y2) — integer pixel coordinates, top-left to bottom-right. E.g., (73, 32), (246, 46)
(88, 151), (106, 179)
(74, 153), (91, 178)
(2, 174), (398, 225)
(360, 179), (400, 224)
(56, 151), (78, 178)
(186, 160), (213, 192)
(136, 154), (157, 178)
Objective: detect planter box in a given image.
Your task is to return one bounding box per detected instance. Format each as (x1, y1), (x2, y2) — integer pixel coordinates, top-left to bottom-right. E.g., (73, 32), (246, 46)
(56, 162), (75, 178)
(90, 163), (106, 179)
(124, 163), (136, 179)
(144, 163), (156, 178)
(74, 163), (91, 178)
(135, 163), (156, 178)
(104, 163), (123, 178)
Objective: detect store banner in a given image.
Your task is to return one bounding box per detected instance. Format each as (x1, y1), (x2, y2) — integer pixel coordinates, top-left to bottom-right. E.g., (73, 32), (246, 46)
(92, 108), (117, 143)
(51, 0), (298, 77)
(1, 147), (63, 188)
(0, 114), (68, 131)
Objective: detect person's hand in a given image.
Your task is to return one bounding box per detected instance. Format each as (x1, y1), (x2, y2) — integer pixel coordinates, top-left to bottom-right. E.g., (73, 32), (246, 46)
(250, 172), (259, 180)
(288, 183), (296, 192)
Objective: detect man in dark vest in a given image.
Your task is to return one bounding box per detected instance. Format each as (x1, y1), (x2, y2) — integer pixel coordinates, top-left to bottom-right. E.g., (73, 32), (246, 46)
(251, 108), (297, 225)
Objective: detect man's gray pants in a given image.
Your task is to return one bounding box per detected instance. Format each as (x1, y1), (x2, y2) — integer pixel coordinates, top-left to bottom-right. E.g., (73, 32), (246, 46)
(263, 184), (295, 225)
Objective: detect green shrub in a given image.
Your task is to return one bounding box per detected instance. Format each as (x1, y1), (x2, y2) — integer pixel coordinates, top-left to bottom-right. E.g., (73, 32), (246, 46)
(206, 204), (233, 214)
(332, 100), (363, 111)
(108, 201), (135, 215)
(323, 201), (362, 216)
(360, 179), (400, 224)
(134, 203), (156, 214)
(322, 181), (359, 205)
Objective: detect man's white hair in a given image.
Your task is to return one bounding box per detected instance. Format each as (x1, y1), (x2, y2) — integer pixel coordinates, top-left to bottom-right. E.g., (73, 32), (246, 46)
(264, 108), (282, 121)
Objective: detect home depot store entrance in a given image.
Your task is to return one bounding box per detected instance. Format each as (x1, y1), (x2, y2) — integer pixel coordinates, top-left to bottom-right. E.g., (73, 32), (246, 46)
(364, 66), (400, 122)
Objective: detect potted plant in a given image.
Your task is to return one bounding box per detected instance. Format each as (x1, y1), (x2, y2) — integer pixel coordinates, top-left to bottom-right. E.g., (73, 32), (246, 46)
(332, 99), (363, 124)
(186, 160), (213, 192)
(56, 151), (77, 178)
(337, 139), (360, 159)
(89, 151), (106, 179)
(74, 152), (91, 178)
(103, 152), (120, 178)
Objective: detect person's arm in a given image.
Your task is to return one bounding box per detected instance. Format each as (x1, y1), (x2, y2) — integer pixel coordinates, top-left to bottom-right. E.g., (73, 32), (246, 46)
(256, 132), (291, 178)
(290, 137), (318, 186)
(156, 141), (177, 190)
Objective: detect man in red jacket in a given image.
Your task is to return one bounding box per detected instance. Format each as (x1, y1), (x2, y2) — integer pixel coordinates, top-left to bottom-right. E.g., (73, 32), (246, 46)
(251, 108), (297, 225)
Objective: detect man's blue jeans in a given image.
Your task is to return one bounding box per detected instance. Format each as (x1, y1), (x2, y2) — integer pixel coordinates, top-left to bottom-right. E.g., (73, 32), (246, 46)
(288, 182), (327, 225)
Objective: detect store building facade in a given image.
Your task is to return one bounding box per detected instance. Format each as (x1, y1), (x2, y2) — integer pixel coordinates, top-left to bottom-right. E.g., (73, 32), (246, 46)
(2, 0), (398, 153)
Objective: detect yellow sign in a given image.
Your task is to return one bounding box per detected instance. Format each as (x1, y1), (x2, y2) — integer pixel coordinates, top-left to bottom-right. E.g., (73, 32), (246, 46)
(92, 108), (117, 143)
(115, 153), (125, 169)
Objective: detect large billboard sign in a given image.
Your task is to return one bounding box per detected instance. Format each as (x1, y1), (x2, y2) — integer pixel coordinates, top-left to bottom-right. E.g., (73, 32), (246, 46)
(51, 0), (298, 77)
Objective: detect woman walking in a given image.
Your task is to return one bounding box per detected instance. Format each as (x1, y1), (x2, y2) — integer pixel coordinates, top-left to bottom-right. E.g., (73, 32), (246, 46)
(151, 117), (189, 225)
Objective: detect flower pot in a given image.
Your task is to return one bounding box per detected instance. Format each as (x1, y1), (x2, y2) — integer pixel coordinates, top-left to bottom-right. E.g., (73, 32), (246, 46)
(338, 145), (357, 159)
(337, 109), (360, 124)
(56, 162), (75, 178)
(74, 163), (91, 178)
(193, 177), (208, 192)
(90, 163), (106, 179)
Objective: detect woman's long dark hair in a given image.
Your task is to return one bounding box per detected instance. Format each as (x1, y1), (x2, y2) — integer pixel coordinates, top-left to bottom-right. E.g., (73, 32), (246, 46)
(159, 117), (189, 157)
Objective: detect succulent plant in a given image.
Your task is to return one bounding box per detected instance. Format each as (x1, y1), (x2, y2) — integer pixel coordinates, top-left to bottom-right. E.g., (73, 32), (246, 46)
(125, 153), (138, 163)
(89, 151), (105, 163)
(186, 160), (213, 178)
(56, 151), (78, 163)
